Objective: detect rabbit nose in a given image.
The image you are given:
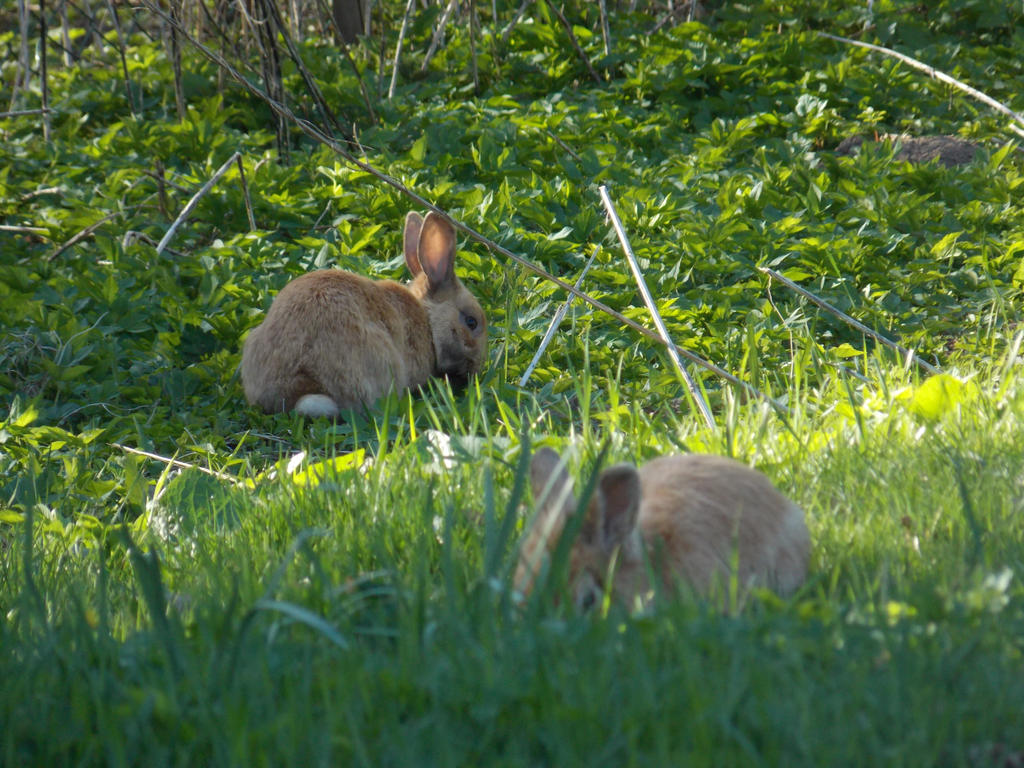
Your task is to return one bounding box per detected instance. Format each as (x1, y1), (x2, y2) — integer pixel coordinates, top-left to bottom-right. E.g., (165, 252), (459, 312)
(444, 370), (470, 391)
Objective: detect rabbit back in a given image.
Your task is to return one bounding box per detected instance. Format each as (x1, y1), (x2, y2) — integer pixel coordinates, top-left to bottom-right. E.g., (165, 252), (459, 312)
(240, 269), (434, 414)
(636, 454), (809, 597)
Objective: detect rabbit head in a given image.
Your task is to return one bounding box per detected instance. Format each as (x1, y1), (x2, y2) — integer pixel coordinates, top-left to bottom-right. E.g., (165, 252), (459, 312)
(517, 447), (645, 612)
(403, 211), (487, 390)
(518, 447), (811, 611)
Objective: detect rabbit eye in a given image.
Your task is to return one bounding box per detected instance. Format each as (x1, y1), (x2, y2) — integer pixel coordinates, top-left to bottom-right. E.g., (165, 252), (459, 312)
(579, 589), (597, 612)
(574, 575), (601, 613)
(460, 311), (478, 331)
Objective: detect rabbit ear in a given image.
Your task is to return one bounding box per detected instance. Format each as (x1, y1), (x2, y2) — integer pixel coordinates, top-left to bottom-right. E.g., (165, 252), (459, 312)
(530, 447), (574, 515)
(417, 212), (457, 291)
(517, 447), (575, 595)
(595, 464), (641, 550)
(404, 212), (424, 276)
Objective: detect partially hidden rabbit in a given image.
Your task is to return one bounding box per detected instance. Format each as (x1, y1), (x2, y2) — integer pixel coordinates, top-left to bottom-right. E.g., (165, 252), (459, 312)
(240, 211), (487, 417)
(516, 447), (810, 610)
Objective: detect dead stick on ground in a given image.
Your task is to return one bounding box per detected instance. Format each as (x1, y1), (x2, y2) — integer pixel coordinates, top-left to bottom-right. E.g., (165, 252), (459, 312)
(600, 185), (716, 430)
(759, 267), (940, 375)
(112, 443), (240, 484)
(519, 247), (599, 388)
(819, 32), (1024, 140)
(142, 0), (784, 413)
(156, 151), (241, 255)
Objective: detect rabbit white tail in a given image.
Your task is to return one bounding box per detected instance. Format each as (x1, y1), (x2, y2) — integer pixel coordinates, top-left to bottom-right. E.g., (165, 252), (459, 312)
(295, 394), (340, 418)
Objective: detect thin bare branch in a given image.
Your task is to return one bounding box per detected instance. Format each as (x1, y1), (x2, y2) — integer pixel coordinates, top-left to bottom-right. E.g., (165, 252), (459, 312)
(103, 0), (137, 117)
(40, 0), (52, 143)
(547, 1), (601, 84)
(156, 152), (241, 256)
(168, 1), (186, 121)
(259, 0), (348, 138)
(500, 0), (533, 45)
(11, 0), (31, 112)
(600, 185), (716, 429)
(19, 186), (62, 201)
(48, 210), (122, 261)
(468, 0), (480, 94)
(48, 175), (149, 261)
(388, 0), (417, 98)
(121, 230), (187, 259)
(112, 443), (240, 484)
(421, 0), (460, 73)
(0, 108), (51, 119)
(0, 224), (49, 235)
(759, 267), (941, 375)
(236, 155), (257, 231)
(519, 247), (599, 388)
(58, 0), (73, 66)
(313, 0), (376, 123)
(544, 129), (582, 163)
(243, 0), (289, 161)
(598, 0), (610, 57)
(143, 165), (192, 196)
(819, 32), (1024, 140)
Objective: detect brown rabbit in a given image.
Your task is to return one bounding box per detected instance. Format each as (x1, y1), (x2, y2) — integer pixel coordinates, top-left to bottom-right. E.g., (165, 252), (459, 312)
(516, 447), (810, 610)
(240, 211), (487, 416)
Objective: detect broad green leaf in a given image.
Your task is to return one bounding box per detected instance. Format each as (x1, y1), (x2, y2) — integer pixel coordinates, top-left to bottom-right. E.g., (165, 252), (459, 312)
(907, 374), (966, 420)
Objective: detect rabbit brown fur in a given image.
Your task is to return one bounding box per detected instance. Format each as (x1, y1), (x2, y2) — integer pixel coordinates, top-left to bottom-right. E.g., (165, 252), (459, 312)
(516, 447), (810, 610)
(240, 211), (487, 416)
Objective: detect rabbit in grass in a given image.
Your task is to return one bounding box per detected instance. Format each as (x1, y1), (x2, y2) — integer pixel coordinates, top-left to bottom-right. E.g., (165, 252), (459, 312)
(516, 447), (810, 610)
(241, 211), (487, 417)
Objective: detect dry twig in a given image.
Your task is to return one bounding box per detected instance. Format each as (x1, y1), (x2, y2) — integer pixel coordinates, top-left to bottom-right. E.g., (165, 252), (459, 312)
(600, 185), (716, 429)
(760, 267), (940, 375)
(314, 0), (377, 123)
(501, 0), (533, 45)
(236, 155), (257, 231)
(112, 443), (240, 484)
(519, 247), (599, 388)
(421, 0), (460, 73)
(388, 0), (417, 98)
(819, 32), (1024, 140)
(156, 152), (241, 255)
(103, 0), (137, 116)
(547, 1), (601, 84)
(1, 224), (49, 235)
(40, 0), (52, 143)
(49, 210), (123, 261)
(1, 108), (51, 119)
(598, 0), (611, 56)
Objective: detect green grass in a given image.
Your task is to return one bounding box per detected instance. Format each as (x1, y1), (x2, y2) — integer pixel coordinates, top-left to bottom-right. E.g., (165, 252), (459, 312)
(4, 363), (1024, 765)
(3, 0), (1024, 764)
